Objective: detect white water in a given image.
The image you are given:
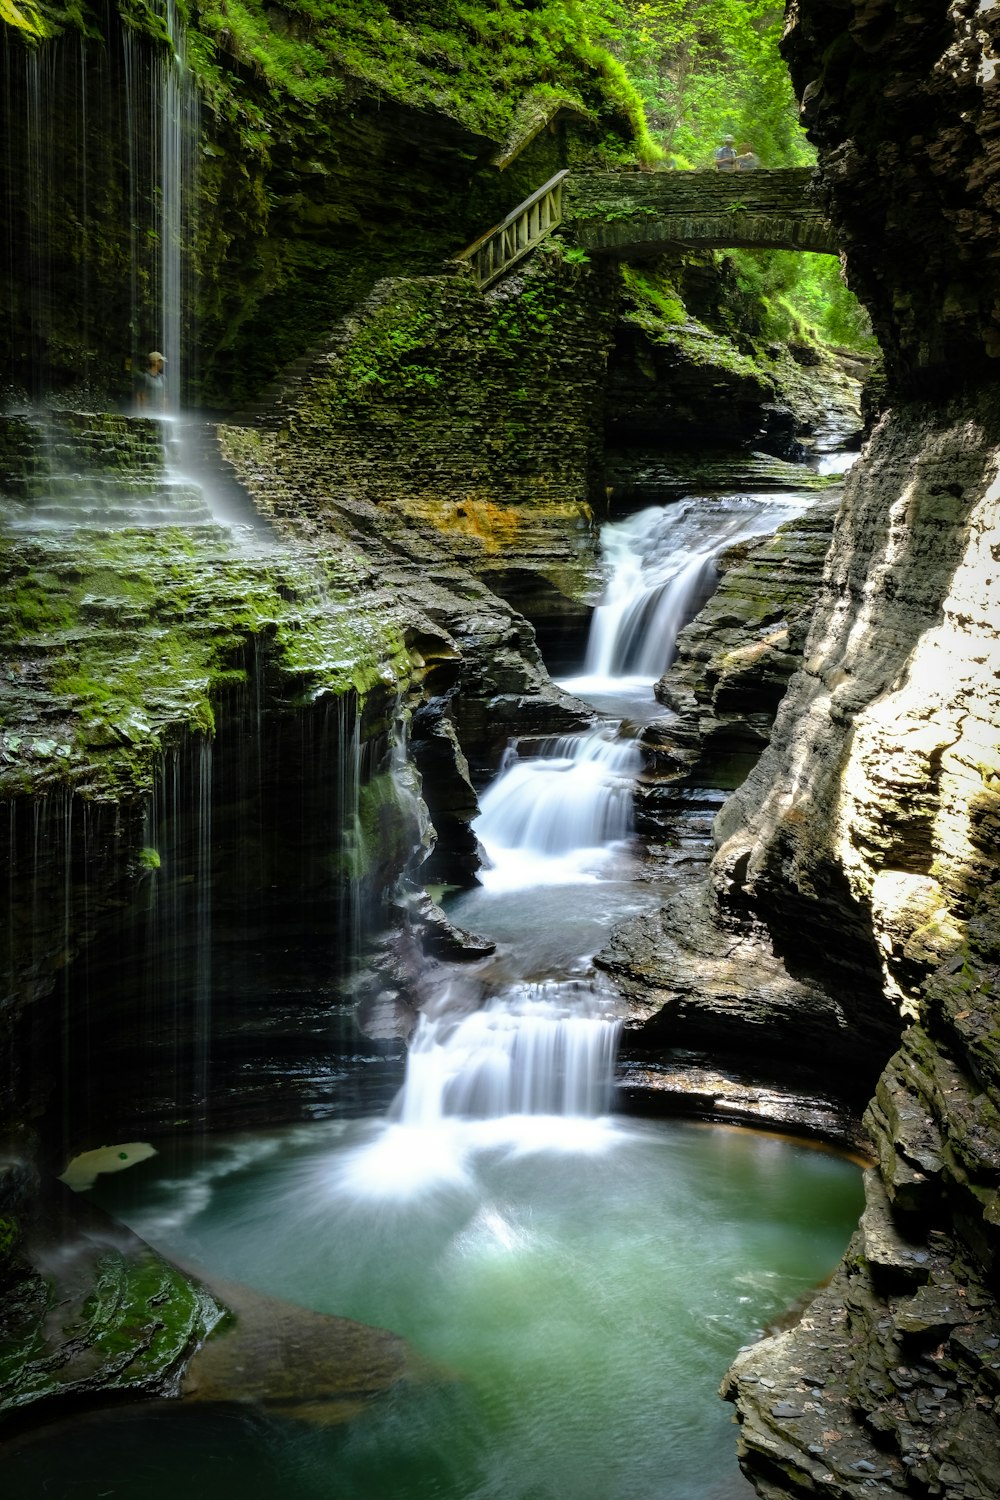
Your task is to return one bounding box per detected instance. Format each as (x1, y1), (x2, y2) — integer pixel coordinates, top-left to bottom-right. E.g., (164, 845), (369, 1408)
(333, 988), (623, 1200)
(561, 493), (815, 703)
(157, 0), (197, 414)
(398, 993), (621, 1125)
(474, 727), (641, 890)
(377, 491), (819, 1166)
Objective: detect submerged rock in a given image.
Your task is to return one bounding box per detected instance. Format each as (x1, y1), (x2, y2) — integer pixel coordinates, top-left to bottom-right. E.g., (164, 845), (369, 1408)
(181, 1272), (427, 1424)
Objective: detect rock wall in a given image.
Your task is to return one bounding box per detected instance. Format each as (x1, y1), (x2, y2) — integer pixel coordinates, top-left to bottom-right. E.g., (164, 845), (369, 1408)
(719, 384), (1000, 1500)
(0, 418), (473, 1426)
(781, 0), (1000, 396)
(706, 3), (1000, 1494)
(0, 4), (629, 408)
(222, 256), (622, 653)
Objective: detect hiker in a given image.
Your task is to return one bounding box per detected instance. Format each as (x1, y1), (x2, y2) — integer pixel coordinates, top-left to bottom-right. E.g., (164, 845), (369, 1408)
(737, 143), (761, 170)
(713, 135), (737, 171)
(136, 350), (166, 410)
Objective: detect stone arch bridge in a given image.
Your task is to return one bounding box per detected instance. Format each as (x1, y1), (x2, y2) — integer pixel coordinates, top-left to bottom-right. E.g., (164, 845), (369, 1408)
(455, 167), (839, 288)
(565, 167), (837, 258)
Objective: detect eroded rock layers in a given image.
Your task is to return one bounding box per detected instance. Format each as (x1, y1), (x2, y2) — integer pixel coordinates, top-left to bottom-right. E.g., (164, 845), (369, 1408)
(712, 5), (1000, 1497)
(783, 0), (1000, 395)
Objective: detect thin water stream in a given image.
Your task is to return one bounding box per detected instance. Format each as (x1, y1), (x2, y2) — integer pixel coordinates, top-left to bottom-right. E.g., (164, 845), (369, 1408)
(1, 483), (865, 1499)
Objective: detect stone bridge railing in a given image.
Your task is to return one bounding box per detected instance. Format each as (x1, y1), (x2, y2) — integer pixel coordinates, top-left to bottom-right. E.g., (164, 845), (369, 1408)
(564, 167), (837, 257)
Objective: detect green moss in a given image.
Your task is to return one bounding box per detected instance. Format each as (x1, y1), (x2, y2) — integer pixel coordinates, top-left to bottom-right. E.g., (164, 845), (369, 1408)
(0, 523), (412, 799)
(0, 1215), (19, 1262)
(0, 1245), (221, 1411)
(0, 0), (52, 38)
(622, 265), (686, 328)
(183, 0), (649, 154)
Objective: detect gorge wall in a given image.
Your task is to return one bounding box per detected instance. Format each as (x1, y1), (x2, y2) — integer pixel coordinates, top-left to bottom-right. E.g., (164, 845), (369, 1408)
(0, 0), (636, 409)
(4, 0), (999, 1482)
(683, 4), (1000, 1497)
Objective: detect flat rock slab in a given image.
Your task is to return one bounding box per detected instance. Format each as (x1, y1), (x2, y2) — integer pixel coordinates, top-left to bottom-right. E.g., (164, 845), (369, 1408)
(181, 1269), (431, 1424)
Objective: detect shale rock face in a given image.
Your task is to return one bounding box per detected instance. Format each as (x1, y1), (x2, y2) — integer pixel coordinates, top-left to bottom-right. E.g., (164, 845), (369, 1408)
(653, 499), (840, 782)
(220, 256), (622, 700)
(719, 391), (1000, 1500)
(709, 1), (1000, 1485)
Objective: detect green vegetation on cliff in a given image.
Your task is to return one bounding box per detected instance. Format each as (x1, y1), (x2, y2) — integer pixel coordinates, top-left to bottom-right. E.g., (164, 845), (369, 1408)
(188, 0), (654, 155)
(727, 248), (877, 352)
(6, 0), (653, 157)
(592, 0), (809, 167)
(0, 522), (411, 797)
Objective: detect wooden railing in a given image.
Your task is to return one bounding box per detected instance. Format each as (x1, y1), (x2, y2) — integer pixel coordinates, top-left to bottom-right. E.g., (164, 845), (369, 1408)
(454, 169), (569, 289)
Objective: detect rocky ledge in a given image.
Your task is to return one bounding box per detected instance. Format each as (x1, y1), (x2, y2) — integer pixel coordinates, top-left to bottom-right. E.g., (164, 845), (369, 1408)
(651, 496), (840, 784)
(709, 383), (1000, 1497)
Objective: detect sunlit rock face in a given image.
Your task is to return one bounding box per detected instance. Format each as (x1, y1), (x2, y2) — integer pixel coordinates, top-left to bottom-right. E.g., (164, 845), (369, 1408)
(714, 393), (1000, 1014)
(717, 3), (1000, 1495)
(782, 0), (1000, 395)
(719, 367), (1000, 1500)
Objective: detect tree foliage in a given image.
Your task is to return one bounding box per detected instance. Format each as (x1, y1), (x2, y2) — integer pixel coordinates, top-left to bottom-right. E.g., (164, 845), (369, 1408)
(585, 0), (812, 168)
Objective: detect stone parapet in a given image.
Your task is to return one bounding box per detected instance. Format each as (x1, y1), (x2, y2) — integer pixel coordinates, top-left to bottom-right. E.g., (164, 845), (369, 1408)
(566, 168), (837, 255)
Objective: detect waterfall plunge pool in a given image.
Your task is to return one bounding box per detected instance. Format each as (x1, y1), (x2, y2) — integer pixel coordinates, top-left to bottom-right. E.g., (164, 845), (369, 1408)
(3, 1115), (864, 1500)
(1, 484), (867, 1497)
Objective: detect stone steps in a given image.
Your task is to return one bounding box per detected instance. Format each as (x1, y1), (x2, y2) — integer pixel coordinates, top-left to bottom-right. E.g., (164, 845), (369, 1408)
(0, 412), (217, 529)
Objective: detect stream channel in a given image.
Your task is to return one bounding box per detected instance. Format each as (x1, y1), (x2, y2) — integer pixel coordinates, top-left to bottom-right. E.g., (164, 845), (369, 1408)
(4, 479), (864, 1499)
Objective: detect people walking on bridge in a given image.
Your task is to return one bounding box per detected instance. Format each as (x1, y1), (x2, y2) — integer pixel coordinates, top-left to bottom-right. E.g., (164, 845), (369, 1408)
(736, 142), (761, 170)
(714, 135), (737, 171)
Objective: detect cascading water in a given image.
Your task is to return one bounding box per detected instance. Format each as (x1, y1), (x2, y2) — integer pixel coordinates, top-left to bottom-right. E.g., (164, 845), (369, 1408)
(561, 492), (817, 709)
(474, 727), (641, 888)
(466, 491), (819, 913)
(3, 1), (196, 407)
(0, 2), (227, 532)
(153, 0), (197, 413)
(428, 489), (825, 1137)
(397, 991), (622, 1126)
(0, 466), (866, 1499)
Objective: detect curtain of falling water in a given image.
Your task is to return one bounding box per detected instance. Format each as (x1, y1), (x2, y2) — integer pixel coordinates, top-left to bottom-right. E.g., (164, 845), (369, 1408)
(2, 5), (197, 403)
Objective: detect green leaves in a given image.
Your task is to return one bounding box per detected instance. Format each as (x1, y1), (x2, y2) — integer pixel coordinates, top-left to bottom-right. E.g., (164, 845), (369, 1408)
(586, 0), (811, 169)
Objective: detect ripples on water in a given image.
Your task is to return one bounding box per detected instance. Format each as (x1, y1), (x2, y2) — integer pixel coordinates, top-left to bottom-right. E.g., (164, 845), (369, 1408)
(45, 1115), (864, 1500)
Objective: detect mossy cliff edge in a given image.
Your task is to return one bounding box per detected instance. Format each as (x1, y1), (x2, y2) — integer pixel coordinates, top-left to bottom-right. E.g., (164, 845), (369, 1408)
(0, 408), (433, 1422)
(0, 0), (647, 407)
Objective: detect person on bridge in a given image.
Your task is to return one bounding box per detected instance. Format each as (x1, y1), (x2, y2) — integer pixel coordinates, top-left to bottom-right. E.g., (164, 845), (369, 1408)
(713, 135), (737, 171)
(736, 142), (761, 170)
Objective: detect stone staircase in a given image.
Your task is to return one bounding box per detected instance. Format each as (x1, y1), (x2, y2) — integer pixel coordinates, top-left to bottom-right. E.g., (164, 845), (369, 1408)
(225, 331), (351, 432)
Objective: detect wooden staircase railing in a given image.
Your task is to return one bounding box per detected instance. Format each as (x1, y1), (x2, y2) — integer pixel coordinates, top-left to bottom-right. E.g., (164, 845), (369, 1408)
(454, 169), (569, 289)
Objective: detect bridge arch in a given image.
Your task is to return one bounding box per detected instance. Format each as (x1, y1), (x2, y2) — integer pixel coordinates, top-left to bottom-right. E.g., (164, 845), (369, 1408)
(564, 167), (838, 258)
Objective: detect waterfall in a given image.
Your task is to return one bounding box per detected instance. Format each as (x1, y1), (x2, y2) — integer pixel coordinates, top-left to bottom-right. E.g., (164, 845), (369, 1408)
(1, 3), (217, 529)
(562, 495), (814, 698)
(3, 4), (197, 408)
(156, 0), (197, 413)
(397, 991), (622, 1125)
(335, 989), (623, 1198)
(392, 494), (821, 1146)
(474, 727), (641, 888)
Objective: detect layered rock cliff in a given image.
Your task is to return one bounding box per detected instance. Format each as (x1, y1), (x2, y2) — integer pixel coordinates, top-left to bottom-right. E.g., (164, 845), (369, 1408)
(681, 4), (1000, 1496)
